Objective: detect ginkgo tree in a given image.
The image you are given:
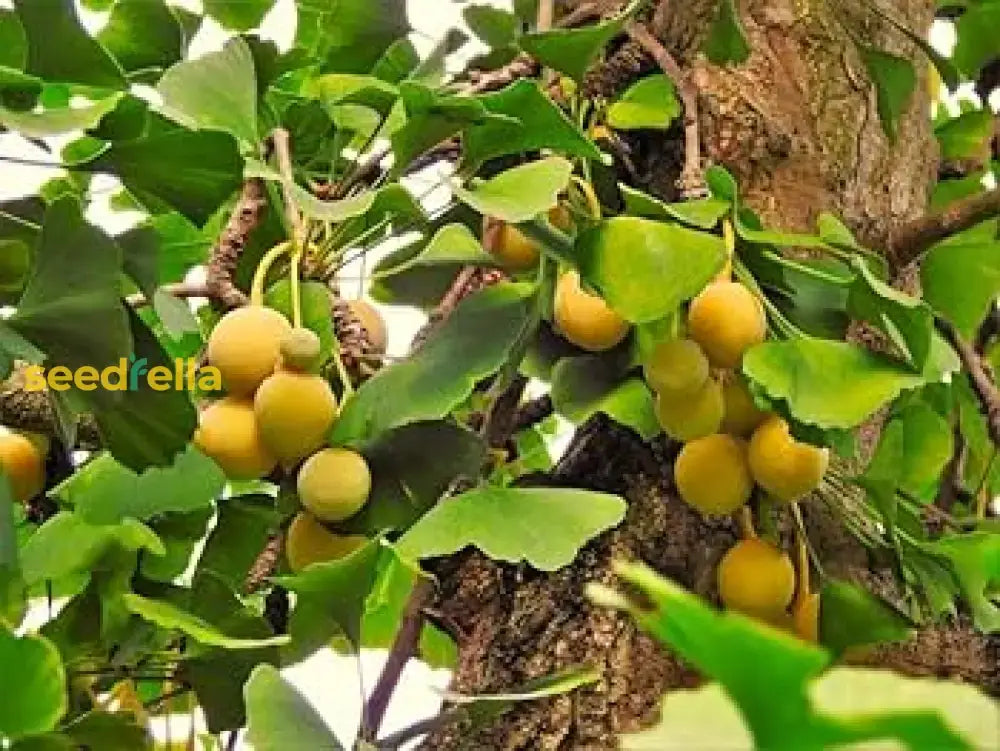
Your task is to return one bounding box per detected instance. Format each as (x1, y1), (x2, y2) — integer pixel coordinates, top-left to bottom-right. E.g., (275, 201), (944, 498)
(0, 0), (999, 749)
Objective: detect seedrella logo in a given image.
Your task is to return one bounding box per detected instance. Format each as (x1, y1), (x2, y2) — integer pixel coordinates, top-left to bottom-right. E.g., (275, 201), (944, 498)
(24, 355), (222, 393)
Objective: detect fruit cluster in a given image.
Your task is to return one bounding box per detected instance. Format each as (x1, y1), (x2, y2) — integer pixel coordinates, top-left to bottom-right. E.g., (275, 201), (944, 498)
(196, 303), (374, 573)
(0, 430), (46, 503)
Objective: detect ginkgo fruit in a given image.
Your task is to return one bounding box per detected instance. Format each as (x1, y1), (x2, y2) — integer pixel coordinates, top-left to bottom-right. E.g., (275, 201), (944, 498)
(298, 448), (372, 522)
(717, 538), (796, 618)
(687, 282), (766, 368)
(792, 593), (820, 643)
(285, 511), (367, 572)
(490, 207), (572, 271)
(675, 434), (753, 515)
(194, 398), (276, 481)
(0, 432), (45, 502)
(347, 299), (388, 355)
(721, 376), (769, 437)
(643, 338), (710, 396)
(254, 370), (338, 464)
(553, 270), (629, 352)
(207, 305), (292, 396)
(655, 377), (724, 442)
(748, 417), (829, 502)
(280, 327), (323, 373)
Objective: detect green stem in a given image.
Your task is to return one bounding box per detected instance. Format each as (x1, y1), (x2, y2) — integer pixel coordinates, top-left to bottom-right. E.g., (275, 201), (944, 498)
(250, 242), (294, 307)
(760, 250), (851, 285)
(733, 259), (804, 339)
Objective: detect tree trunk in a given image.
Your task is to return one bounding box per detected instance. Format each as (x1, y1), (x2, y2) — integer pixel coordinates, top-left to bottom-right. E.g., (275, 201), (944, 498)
(423, 2), (999, 748)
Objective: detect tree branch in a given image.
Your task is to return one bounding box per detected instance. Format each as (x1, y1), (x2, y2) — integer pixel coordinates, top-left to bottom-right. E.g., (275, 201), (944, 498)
(624, 21), (703, 195)
(271, 128), (307, 247)
(937, 318), (1000, 446)
(891, 190), (1000, 269)
(206, 178), (268, 309)
(124, 282), (212, 308)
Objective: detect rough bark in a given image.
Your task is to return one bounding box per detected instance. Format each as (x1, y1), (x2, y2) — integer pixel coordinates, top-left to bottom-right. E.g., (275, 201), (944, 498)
(423, 1), (998, 748)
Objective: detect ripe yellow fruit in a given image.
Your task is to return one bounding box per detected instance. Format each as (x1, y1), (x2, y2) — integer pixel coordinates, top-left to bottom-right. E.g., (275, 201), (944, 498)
(643, 338), (709, 396)
(554, 271), (629, 352)
(490, 207), (572, 271)
(687, 282), (766, 368)
(194, 398), (276, 481)
(675, 434), (753, 516)
(721, 377), (769, 437)
(718, 538), (796, 619)
(280, 328), (323, 373)
(254, 371), (338, 464)
(298, 448), (372, 523)
(347, 299), (388, 355)
(207, 305), (292, 396)
(286, 512), (367, 572)
(748, 417), (829, 502)
(792, 593), (820, 643)
(0, 433), (45, 502)
(655, 377), (724, 442)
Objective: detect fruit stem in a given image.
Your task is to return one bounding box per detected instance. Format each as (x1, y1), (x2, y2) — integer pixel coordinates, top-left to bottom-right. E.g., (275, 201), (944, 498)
(571, 175), (602, 219)
(732, 259), (805, 340)
(791, 502), (811, 603)
(330, 339), (355, 399)
(250, 242), (294, 307)
(737, 505), (757, 539)
(290, 247), (304, 328)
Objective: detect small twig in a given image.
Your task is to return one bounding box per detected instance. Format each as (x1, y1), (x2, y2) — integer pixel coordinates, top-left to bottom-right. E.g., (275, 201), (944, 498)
(537, 0), (554, 31)
(360, 579), (434, 742)
(558, 1), (602, 28)
(125, 282), (213, 308)
(937, 318), (1000, 447)
(511, 394), (555, 434)
(271, 128), (307, 248)
(624, 21), (702, 196)
(245, 533), (285, 594)
(206, 179), (267, 309)
(892, 190), (1000, 269)
(375, 708), (467, 750)
(465, 53), (541, 95)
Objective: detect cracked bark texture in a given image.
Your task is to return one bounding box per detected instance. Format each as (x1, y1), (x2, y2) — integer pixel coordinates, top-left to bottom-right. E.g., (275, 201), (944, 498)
(423, 2), (998, 749)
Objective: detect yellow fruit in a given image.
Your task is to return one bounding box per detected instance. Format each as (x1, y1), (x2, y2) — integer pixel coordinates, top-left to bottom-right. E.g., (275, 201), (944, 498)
(207, 305), (292, 396)
(688, 282), (766, 368)
(721, 377), (769, 437)
(748, 417), (829, 502)
(254, 371), (338, 464)
(194, 398), (276, 481)
(643, 338), (710, 396)
(280, 328), (323, 373)
(792, 593), (821, 643)
(718, 538), (796, 618)
(286, 512), (367, 572)
(347, 299), (388, 355)
(0, 433), (45, 502)
(493, 224), (540, 271)
(549, 204), (573, 232)
(655, 377), (724, 442)
(675, 434), (753, 516)
(298, 448), (372, 522)
(554, 271), (629, 352)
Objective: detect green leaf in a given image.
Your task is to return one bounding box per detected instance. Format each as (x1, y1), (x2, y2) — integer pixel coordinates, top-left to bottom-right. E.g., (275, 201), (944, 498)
(12, 198), (131, 372)
(703, 0), (750, 65)
(204, 0), (273, 31)
(0, 630), (66, 740)
(953, 4), (1000, 77)
(198, 495), (279, 591)
(122, 593), (288, 650)
(551, 355), (659, 440)
(922, 241), (1000, 339)
(620, 185), (730, 229)
(266, 280), (334, 363)
(520, 15), (626, 83)
(0, 93), (122, 137)
(935, 109), (996, 161)
(463, 5), (520, 48)
(846, 258), (934, 369)
(922, 532), (1000, 633)
(244, 665), (344, 751)
(819, 580), (913, 654)
(454, 157), (573, 223)
(575, 217), (726, 323)
(14, 0), (124, 88)
(19, 512), (164, 587)
(332, 283), (533, 444)
(342, 422), (488, 535)
(465, 80), (601, 165)
(607, 74), (681, 130)
(859, 46), (915, 142)
(396, 486), (626, 571)
(157, 37), (258, 146)
(377, 224), (497, 277)
(273, 538), (383, 654)
(295, 0), (410, 74)
(0, 321), (44, 380)
(141, 507), (214, 583)
(98, 0), (183, 73)
(0, 10), (27, 70)
(89, 122), (244, 224)
(742, 339), (928, 429)
(55, 446), (224, 525)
